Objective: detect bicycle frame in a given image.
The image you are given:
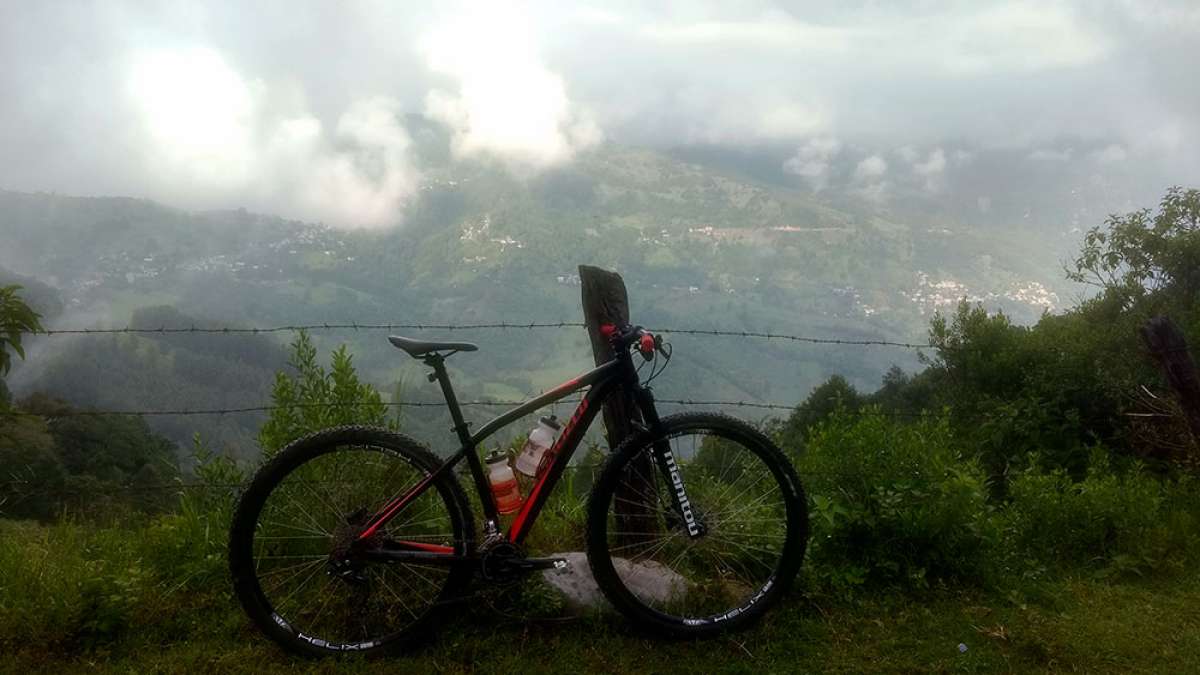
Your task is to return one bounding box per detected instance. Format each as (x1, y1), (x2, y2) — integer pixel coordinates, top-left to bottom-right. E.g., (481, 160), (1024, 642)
(356, 350), (639, 553)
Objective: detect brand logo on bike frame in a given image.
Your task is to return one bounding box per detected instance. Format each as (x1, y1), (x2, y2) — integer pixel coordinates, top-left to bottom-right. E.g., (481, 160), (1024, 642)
(662, 450), (700, 536)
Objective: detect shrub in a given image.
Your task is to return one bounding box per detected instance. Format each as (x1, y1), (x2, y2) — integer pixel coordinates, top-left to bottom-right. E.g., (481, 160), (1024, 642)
(1000, 450), (1200, 575)
(142, 435), (244, 592)
(0, 520), (148, 649)
(795, 409), (998, 591)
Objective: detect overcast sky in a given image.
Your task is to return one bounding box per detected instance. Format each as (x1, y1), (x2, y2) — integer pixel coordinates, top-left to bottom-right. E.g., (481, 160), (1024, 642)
(1, 1), (1197, 227)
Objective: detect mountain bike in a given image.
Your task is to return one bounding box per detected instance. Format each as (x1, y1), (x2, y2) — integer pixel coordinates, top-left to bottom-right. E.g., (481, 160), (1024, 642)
(229, 324), (808, 656)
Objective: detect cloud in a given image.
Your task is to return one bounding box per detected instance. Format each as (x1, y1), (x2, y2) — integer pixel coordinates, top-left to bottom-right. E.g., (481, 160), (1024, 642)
(0, 0), (1197, 225)
(127, 47), (257, 189)
(911, 148), (948, 192)
(681, 96), (828, 145)
(1028, 148), (1074, 161)
(782, 137), (842, 190)
(261, 98), (418, 229)
(639, 11), (857, 54)
(124, 48), (417, 229)
(420, 7), (600, 169)
(1091, 144), (1128, 163)
(895, 146), (920, 164)
(854, 155), (888, 181)
(934, 3), (1112, 74)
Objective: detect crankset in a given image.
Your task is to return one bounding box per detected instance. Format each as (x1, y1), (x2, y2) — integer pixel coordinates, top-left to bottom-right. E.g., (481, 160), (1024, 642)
(478, 540), (567, 582)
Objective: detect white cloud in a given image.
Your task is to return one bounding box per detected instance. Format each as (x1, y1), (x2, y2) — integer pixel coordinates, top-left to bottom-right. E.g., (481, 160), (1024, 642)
(854, 155), (888, 181)
(127, 47), (258, 189)
(935, 3), (1112, 74)
(895, 145), (920, 163)
(1028, 148), (1073, 161)
(680, 94), (828, 144)
(914, 148), (947, 176)
(127, 48), (418, 228)
(2, 1), (1197, 218)
(420, 7), (600, 170)
(262, 98), (418, 229)
(911, 148), (948, 192)
(1091, 144), (1128, 163)
(783, 137), (842, 190)
(640, 12), (857, 54)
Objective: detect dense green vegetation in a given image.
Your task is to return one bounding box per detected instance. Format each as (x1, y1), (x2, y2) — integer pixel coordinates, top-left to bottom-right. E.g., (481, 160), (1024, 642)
(5, 513), (1200, 673)
(23, 305), (286, 454)
(0, 395), (181, 520)
(257, 330), (397, 456)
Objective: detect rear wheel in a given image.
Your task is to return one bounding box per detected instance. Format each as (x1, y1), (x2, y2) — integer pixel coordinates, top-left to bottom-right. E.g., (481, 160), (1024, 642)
(229, 426), (475, 657)
(586, 413), (807, 636)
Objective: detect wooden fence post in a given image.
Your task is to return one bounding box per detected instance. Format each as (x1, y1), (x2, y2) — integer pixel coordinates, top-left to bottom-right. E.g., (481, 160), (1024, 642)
(579, 265), (656, 540)
(1140, 315), (1200, 446)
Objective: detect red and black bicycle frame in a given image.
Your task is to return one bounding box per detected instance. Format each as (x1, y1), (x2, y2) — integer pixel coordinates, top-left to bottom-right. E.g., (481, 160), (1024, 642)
(356, 348), (621, 555)
(356, 332), (702, 565)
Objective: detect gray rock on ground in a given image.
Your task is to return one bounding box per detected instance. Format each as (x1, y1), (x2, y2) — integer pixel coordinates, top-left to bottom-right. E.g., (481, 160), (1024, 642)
(541, 551), (688, 614)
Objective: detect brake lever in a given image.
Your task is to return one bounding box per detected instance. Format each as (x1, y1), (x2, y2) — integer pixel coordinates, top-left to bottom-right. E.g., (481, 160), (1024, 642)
(637, 332), (656, 361)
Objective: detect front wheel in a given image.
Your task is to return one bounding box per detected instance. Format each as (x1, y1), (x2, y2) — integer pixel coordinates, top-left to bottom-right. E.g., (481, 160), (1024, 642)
(586, 413), (807, 636)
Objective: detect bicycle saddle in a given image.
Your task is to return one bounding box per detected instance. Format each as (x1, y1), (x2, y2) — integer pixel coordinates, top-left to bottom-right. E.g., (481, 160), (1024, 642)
(387, 335), (479, 358)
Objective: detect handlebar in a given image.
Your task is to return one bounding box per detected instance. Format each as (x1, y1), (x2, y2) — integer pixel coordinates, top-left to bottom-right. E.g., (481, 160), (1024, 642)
(600, 323), (659, 361)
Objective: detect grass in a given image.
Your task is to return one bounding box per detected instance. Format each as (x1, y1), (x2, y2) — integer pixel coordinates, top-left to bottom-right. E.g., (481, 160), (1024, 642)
(3, 519), (1200, 674)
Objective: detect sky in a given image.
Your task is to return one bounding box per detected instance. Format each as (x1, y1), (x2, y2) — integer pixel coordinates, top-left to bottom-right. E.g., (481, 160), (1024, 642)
(1, 1), (1197, 228)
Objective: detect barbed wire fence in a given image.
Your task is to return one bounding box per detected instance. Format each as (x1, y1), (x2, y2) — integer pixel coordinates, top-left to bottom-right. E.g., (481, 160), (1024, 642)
(33, 320), (935, 348)
(2, 319), (951, 503)
(0, 398), (995, 419)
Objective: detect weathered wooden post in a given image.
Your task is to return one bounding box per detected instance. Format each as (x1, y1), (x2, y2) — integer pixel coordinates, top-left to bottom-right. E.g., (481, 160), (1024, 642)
(1140, 315), (1200, 447)
(579, 265), (656, 540)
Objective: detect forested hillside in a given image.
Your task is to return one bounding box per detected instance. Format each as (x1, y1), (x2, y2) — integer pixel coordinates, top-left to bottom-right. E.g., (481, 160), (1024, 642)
(27, 305), (285, 454)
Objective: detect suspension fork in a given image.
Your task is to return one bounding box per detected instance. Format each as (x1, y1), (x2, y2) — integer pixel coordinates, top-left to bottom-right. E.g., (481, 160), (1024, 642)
(633, 386), (707, 539)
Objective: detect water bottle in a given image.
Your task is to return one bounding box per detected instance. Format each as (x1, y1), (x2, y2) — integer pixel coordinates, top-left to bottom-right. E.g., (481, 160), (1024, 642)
(486, 450), (523, 514)
(514, 415), (561, 479)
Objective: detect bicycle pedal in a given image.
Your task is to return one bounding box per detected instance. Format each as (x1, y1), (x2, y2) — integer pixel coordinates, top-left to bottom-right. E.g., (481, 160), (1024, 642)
(521, 557), (568, 572)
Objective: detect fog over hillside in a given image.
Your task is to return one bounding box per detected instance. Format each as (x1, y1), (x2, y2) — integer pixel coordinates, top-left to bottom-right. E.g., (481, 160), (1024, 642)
(1, 2), (1196, 229)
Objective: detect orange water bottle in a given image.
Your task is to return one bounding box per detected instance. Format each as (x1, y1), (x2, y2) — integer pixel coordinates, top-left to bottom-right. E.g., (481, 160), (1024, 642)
(486, 450), (523, 515)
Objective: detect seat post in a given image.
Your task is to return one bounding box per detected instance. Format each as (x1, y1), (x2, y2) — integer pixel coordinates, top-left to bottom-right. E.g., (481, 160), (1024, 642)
(425, 354), (472, 447)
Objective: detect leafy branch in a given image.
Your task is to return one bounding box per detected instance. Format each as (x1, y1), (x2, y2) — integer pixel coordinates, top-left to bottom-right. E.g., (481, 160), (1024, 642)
(0, 285), (43, 376)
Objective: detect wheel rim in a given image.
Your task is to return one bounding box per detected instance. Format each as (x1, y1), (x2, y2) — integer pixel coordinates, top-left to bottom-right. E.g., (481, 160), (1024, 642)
(600, 427), (794, 624)
(247, 444), (461, 650)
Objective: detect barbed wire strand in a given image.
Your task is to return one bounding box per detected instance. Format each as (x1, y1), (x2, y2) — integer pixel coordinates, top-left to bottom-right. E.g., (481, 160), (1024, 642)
(0, 465), (885, 496)
(0, 398), (1002, 421)
(36, 321), (585, 335)
(32, 321), (933, 348)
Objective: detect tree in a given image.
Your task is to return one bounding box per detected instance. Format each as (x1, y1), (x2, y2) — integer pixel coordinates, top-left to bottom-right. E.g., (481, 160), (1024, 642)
(0, 414), (64, 520)
(257, 331), (393, 457)
(2, 395), (181, 520)
(777, 375), (863, 454)
(22, 394), (179, 486)
(0, 285), (43, 380)
(1069, 186), (1200, 307)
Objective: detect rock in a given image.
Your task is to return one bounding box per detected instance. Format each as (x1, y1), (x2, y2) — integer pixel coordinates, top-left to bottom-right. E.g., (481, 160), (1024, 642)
(541, 551), (688, 614)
